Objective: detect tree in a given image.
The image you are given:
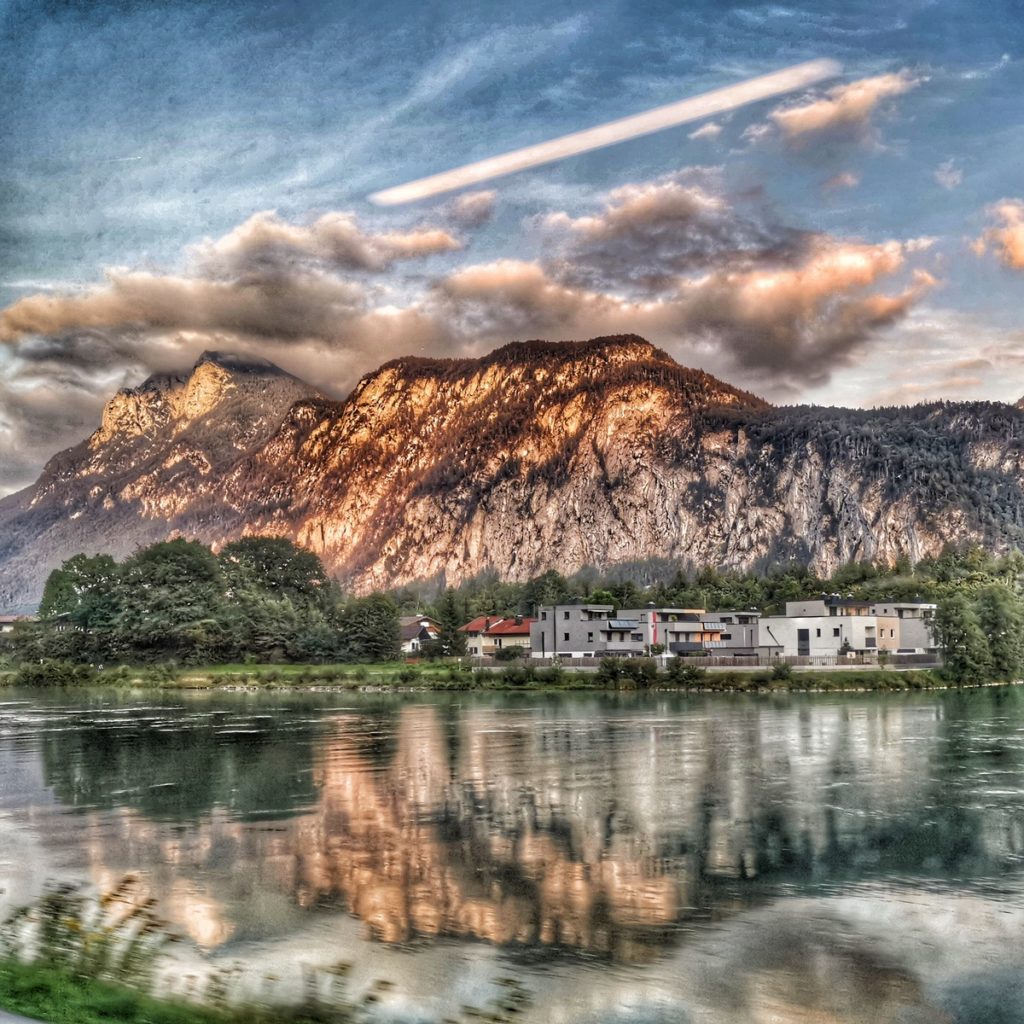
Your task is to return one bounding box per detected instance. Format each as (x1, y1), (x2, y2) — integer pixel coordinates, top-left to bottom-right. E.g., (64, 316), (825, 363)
(113, 540), (227, 663)
(931, 593), (992, 684)
(338, 595), (400, 662)
(975, 585), (1024, 682)
(40, 554), (120, 630)
(435, 588), (467, 657)
(219, 537), (329, 607)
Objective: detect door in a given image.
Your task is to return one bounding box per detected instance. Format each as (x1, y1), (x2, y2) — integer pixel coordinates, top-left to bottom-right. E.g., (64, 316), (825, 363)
(797, 628), (810, 656)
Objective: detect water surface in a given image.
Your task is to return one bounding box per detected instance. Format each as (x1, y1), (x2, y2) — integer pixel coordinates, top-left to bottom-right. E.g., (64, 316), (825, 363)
(1, 687), (1023, 1023)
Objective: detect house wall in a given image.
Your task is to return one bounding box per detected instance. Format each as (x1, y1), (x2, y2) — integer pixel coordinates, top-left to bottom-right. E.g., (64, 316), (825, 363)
(705, 612), (765, 654)
(491, 634), (531, 649)
(870, 603), (938, 651)
(530, 605), (619, 658)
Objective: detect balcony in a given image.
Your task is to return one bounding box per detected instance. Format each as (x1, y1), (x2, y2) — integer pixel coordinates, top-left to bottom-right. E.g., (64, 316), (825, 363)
(596, 641), (647, 654)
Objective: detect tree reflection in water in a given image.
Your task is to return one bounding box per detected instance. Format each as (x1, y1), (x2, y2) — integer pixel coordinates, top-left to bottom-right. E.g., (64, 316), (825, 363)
(9, 689), (1024, 1022)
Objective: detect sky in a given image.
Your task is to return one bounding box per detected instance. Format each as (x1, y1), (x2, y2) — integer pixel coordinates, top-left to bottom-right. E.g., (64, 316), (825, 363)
(1, 0), (1023, 494)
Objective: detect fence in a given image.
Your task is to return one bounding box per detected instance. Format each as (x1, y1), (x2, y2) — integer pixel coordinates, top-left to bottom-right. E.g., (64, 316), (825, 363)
(468, 652), (941, 670)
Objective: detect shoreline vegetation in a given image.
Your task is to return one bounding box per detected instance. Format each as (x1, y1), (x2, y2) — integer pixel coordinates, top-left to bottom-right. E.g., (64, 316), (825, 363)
(1, 658), (1017, 694)
(6, 538), (1024, 694)
(0, 883), (529, 1024)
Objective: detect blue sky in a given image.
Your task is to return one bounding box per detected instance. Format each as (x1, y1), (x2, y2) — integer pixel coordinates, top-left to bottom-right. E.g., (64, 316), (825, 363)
(1, 0), (1023, 491)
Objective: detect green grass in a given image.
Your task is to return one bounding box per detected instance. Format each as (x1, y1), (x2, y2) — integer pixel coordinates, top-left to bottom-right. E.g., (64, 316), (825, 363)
(1, 660), (989, 695)
(0, 959), (347, 1024)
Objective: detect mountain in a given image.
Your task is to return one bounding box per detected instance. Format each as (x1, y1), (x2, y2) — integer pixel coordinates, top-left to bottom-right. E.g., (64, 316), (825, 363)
(3, 335), (1024, 608)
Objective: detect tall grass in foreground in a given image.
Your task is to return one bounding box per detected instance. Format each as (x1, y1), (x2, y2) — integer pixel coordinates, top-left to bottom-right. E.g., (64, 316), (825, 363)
(0, 881), (530, 1024)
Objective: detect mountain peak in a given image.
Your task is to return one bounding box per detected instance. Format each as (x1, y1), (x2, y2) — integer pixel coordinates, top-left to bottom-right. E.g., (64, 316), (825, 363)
(92, 351), (312, 448)
(193, 350), (293, 377)
(6, 336), (1024, 611)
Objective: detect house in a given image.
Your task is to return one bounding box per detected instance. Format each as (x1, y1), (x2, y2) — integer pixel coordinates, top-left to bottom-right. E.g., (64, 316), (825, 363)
(619, 607), (725, 656)
(399, 615), (441, 656)
(458, 615), (504, 657)
(530, 603), (725, 658)
(869, 601), (938, 652)
(705, 610), (781, 657)
(482, 616), (535, 655)
(0, 614), (34, 634)
(760, 597), (899, 657)
(530, 603), (616, 658)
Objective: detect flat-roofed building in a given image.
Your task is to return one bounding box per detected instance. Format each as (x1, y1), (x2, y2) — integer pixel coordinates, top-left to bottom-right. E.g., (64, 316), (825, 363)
(869, 601), (938, 652)
(530, 604), (617, 658)
(619, 607), (725, 656)
(530, 604), (726, 658)
(704, 610), (781, 656)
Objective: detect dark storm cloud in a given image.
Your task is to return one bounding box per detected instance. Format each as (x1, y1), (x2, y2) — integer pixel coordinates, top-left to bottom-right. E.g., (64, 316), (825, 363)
(542, 169), (809, 293)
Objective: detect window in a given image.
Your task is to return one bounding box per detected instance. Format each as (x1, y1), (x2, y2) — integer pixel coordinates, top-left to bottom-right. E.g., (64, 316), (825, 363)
(563, 633), (570, 642)
(833, 627), (840, 637)
(631, 632), (643, 641)
(721, 633), (732, 640)
(587, 632), (593, 642)
(541, 611), (547, 621)
(563, 611), (570, 620)
(816, 628), (821, 637)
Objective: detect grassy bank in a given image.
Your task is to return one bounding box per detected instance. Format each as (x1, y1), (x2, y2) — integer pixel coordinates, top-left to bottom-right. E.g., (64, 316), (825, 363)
(0, 959), (343, 1024)
(0, 878), (530, 1024)
(0, 658), (975, 693)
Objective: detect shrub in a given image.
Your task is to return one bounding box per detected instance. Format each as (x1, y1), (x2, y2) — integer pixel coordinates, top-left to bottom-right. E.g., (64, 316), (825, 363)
(499, 664), (534, 686)
(494, 646), (525, 661)
(12, 660), (96, 688)
(596, 657), (658, 688)
(666, 660), (708, 688)
(770, 662), (794, 681)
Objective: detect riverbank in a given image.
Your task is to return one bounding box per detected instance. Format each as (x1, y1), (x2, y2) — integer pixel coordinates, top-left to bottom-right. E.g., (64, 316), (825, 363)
(0, 660), (997, 694)
(0, 959), (338, 1024)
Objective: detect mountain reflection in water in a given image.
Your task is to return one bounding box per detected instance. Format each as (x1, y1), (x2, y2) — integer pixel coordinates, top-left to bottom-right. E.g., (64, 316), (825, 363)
(1, 689), (1023, 1023)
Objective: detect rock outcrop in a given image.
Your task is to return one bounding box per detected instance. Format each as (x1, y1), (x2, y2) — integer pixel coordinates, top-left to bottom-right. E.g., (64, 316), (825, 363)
(3, 335), (1024, 608)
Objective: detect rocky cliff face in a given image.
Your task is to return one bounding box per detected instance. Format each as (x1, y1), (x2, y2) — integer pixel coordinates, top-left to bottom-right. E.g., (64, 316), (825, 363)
(3, 335), (1024, 608)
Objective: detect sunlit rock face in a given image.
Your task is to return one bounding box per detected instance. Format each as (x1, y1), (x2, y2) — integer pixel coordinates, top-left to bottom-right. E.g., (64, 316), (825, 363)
(4, 334), (1024, 607)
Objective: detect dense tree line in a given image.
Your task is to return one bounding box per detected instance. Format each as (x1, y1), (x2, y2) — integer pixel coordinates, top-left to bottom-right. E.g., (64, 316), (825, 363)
(386, 545), (1024, 621)
(11, 538), (400, 666)
(10, 539), (1024, 683)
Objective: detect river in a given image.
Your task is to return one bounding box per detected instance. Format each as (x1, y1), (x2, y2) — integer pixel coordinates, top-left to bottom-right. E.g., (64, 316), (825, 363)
(1, 687), (1023, 1023)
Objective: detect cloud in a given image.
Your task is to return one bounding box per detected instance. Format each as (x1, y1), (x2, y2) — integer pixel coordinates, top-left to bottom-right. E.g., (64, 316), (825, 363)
(0, 172), (938, 489)
(0, 345), (137, 491)
(445, 190), (497, 227)
(431, 237), (934, 391)
(861, 306), (1024, 407)
(541, 169), (806, 293)
(934, 159), (963, 191)
(194, 209), (461, 276)
(823, 171), (860, 192)
(0, 207), (469, 356)
(0, 269), (369, 343)
(973, 199), (1024, 270)
(769, 71), (918, 141)
(688, 122), (722, 140)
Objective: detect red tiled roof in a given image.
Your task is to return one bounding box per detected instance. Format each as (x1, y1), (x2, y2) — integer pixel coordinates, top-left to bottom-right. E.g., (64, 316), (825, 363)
(484, 617), (535, 636)
(458, 615), (503, 633)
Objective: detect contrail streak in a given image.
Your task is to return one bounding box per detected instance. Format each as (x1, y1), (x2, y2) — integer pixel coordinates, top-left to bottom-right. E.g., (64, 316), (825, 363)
(369, 58), (841, 206)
